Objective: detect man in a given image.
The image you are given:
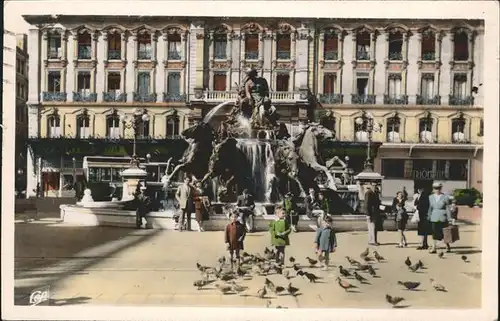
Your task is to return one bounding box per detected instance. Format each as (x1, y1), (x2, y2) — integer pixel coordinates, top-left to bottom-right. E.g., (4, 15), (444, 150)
(135, 185), (151, 229)
(364, 184), (381, 246)
(236, 188), (255, 232)
(175, 176), (195, 231)
(283, 192), (298, 232)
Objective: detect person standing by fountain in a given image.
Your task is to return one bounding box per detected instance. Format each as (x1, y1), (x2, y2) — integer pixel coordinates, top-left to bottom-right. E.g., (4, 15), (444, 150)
(236, 189), (255, 232)
(175, 176), (195, 231)
(269, 205), (291, 265)
(193, 180), (210, 232)
(365, 185), (381, 246)
(135, 185), (152, 229)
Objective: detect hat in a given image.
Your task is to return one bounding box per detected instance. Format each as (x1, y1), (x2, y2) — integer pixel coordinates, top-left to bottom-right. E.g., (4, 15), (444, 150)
(432, 182), (443, 189)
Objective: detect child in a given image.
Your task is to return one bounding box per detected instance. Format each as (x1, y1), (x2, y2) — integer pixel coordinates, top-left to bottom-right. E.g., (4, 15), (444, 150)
(269, 205), (291, 265)
(393, 192), (408, 248)
(313, 215), (337, 271)
(449, 198), (458, 225)
(224, 211), (246, 270)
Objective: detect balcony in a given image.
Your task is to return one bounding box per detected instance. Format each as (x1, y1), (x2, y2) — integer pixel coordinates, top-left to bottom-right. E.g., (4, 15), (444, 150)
(318, 93), (343, 104)
(416, 95), (441, 105)
(383, 94), (408, 105)
(388, 52), (403, 61)
(103, 91), (127, 102)
(351, 94), (376, 104)
(356, 51), (370, 60)
(214, 51), (227, 60)
(163, 93), (186, 102)
(276, 51), (291, 60)
(138, 50), (152, 60)
(107, 49), (121, 60)
(204, 91), (239, 102)
(73, 92), (97, 102)
(78, 47), (91, 60)
(245, 51), (259, 60)
(48, 48), (61, 60)
(133, 92), (157, 103)
(42, 92), (67, 102)
(422, 52), (436, 61)
(449, 95), (474, 106)
(167, 50), (181, 60)
(324, 50), (338, 61)
(199, 90), (303, 103)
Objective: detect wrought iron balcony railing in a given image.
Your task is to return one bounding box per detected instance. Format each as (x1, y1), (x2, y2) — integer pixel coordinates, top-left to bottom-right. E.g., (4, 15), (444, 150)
(416, 95), (441, 105)
(42, 92), (67, 102)
(356, 51), (370, 60)
(167, 51), (181, 60)
(103, 91), (127, 102)
(245, 51), (259, 60)
(383, 94), (408, 105)
(453, 54), (469, 61)
(318, 93), (343, 104)
(48, 49), (61, 59)
(324, 50), (339, 60)
(133, 92), (157, 103)
(276, 50), (291, 60)
(107, 49), (121, 60)
(214, 51), (227, 60)
(73, 91), (97, 102)
(422, 52), (436, 61)
(388, 52), (403, 61)
(449, 95), (474, 106)
(163, 93), (186, 102)
(351, 94), (376, 104)
(138, 50), (152, 60)
(78, 47), (92, 59)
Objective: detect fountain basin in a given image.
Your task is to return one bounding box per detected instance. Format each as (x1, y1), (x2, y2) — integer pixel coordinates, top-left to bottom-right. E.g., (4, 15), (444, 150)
(60, 204), (417, 232)
(75, 201), (129, 209)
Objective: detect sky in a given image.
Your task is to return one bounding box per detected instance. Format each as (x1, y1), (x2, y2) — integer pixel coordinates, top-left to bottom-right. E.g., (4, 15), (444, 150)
(4, 1), (31, 34)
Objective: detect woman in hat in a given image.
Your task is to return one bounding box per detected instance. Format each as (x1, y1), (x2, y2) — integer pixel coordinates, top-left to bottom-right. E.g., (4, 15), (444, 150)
(427, 182), (452, 253)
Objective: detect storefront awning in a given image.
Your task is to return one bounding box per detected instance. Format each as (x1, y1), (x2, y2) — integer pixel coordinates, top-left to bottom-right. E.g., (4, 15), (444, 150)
(380, 143), (483, 157)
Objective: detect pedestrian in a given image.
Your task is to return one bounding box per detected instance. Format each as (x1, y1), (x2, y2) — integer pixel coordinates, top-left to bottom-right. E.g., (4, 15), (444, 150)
(175, 176), (195, 231)
(193, 181), (210, 232)
(135, 185), (151, 229)
(414, 188), (431, 250)
(365, 184), (381, 246)
(313, 215), (337, 271)
(224, 212), (246, 270)
(393, 191), (408, 247)
(236, 188), (256, 232)
(269, 205), (291, 265)
(402, 186), (408, 203)
(283, 192), (298, 232)
(428, 182), (452, 253)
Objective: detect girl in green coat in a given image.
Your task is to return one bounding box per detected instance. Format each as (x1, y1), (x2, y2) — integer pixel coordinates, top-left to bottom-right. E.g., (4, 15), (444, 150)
(269, 205), (291, 265)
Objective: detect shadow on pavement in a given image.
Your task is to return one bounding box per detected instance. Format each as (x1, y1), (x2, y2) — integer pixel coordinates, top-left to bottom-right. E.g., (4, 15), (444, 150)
(47, 296), (92, 306)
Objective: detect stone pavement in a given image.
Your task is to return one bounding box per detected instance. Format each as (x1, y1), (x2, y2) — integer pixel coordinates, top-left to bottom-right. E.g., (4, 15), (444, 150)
(14, 218), (482, 309)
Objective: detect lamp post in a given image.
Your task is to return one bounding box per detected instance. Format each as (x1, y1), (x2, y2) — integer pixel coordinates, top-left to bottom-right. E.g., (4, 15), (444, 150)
(120, 108), (150, 168)
(355, 111), (383, 172)
(16, 168), (24, 198)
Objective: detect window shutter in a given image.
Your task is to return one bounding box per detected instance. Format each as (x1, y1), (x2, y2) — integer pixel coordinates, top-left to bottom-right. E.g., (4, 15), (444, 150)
(214, 74), (227, 91)
(277, 34), (291, 51)
(276, 74), (289, 92)
(324, 35), (338, 51)
(245, 34), (259, 52)
(323, 74), (336, 94)
(167, 73), (181, 94)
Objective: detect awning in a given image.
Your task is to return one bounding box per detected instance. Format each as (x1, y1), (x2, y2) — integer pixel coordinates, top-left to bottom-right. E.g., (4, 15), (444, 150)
(380, 143), (483, 157)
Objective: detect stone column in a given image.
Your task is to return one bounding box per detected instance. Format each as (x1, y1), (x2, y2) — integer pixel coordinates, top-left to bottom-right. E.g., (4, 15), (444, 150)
(195, 32), (205, 89)
(290, 32), (297, 62)
(435, 32), (444, 96)
(407, 31), (419, 104)
(208, 31), (215, 90)
(401, 32), (409, 97)
(41, 31), (48, 93)
(188, 23), (201, 97)
(151, 32), (160, 102)
(342, 30), (353, 104)
(156, 33), (166, 101)
(466, 31), (474, 92)
(258, 32), (264, 64)
(28, 29), (41, 103)
(66, 32), (77, 102)
(369, 32), (378, 95)
(96, 32), (106, 101)
(440, 31), (451, 105)
(121, 32), (127, 61)
(180, 31), (187, 61)
(227, 32), (233, 89)
(351, 33), (357, 94)
(120, 32), (128, 94)
(181, 32), (188, 95)
(126, 33), (136, 102)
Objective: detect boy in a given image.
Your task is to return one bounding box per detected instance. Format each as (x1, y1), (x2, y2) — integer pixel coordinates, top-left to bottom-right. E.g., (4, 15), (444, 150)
(224, 211), (246, 270)
(313, 215), (337, 271)
(269, 205), (291, 265)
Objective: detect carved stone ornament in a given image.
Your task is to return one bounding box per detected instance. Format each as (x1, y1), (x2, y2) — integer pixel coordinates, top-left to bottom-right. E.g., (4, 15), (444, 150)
(278, 23), (293, 34)
(298, 32), (309, 41)
(213, 24), (230, 34)
(242, 22), (261, 33)
(275, 61), (296, 70)
(196, 33), (205, 40)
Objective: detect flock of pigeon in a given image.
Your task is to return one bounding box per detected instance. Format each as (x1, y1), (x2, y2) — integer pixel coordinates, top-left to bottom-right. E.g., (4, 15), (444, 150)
(193, 246), (471, 309)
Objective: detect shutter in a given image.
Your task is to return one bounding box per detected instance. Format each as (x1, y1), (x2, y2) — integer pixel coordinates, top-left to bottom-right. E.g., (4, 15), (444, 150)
(324, 35), (338, 51)
(214, 74), (227, 91)
(277, 34), (291, 51)
(167, 73), (181, 94)
(421, 35), (435, 52)
(276, 74), (289, 92)
(245, 34), (259, 52)
(323, 73), (336, 94)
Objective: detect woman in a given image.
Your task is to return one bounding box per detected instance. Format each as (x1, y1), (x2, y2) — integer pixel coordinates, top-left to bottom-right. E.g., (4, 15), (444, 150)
(414, 188), (431, 250)
(392, 191), (408, 248)
(427, 182), (452, 253)
(193, 181), (210, 232)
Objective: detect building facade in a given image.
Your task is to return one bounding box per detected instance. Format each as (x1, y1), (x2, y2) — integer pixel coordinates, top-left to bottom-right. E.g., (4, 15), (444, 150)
(15, 34), (29, 195)
(23, 16), (484, 198)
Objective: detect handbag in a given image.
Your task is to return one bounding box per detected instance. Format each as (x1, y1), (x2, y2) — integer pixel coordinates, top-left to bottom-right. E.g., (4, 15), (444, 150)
(411, 210), (420, 223)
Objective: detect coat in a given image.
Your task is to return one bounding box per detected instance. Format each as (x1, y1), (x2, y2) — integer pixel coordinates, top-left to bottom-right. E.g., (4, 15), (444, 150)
(269, 219), (291, 246)
(194, 187), (210, 222)
(364, 189), (380, 222)
(314, 226), (337, 252)
(225, 221), (246, 250)
(392, 197), (407, 222)
(414, 193), (430, 220)
(176, 183), (194, 210)
(427, 193), (451, 223)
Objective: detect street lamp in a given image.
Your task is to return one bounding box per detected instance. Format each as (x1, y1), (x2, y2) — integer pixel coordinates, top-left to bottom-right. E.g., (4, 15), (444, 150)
(120, 108), (150, 168)
(355, 111), (383, 172)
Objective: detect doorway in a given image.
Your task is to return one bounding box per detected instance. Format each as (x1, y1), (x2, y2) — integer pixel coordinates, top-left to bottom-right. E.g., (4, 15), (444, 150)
(413, 179), (433, 194)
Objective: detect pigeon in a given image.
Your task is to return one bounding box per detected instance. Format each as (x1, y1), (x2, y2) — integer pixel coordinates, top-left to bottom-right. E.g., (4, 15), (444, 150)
(405, 257), (412, 267)
(274, 264), (283, 275)
(398, 281), (421, 291)
(438, 251), (444, 259)
(193, 279), (215, 290)
(287, 282), (300, 296)
(363, 256), (374, 263)
(264, 247), (271, 254)
(257, 286), (267, 299)
(261, 264), (272, 275)
(265, 300), (272, 308)
(220, 273), (236, 282)
(215, 283), (233, 294)
(252, 264), (263, 275)
(196, 262), (210, 273)
(360, 247), (369, 258)
(353, 271), (368, 283)
(304, 271), (319, 283)
(346, 256), (361, 267)
(336, 277), (357, 292)
(218, 256), (226, 266)
(241, 251), (250, 258)
(296, 270), (305, 278)
(373, 251), (385, 262)
(408, 263), (420, 273)
(289, 256), (296, 264)
(367, 265), (377, 276)
(461, 255), (469, 263)
(274, 285), (286, 295)
(230, 281), (248, 294)
(339, 266), (351, 277)
(292, 264), (301, 272)
(416, 260), (425, 269)
(356, 264), (371, 271)
(386, 294), (405, 307)
(318, 254), (325, 263)
(264, 278), (276, 292)
(430, 278), (447, 292)
(236, 266), (247, 277)
(306, 256), (318, 267)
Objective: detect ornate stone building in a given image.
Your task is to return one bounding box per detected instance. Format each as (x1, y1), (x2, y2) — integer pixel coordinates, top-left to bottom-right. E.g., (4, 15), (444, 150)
(23, 15), (484, 197)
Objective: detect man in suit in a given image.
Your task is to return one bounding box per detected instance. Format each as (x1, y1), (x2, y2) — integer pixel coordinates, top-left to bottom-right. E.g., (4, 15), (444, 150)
(135, 185), (151, 229)
(236, 188), (255, 232)
(175, 176), (195, 231)
(364, 184), (381, 246)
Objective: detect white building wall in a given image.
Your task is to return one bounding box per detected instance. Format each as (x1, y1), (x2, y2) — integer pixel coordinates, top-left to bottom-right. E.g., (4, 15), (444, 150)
(407, 32), (420, 103)
(440, 32), (453, 105)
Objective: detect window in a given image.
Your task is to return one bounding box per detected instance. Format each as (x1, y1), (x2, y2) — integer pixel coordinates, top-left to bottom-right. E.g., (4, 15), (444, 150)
(276, 73), (289, 92)
(388, 74), (402, 98)
(381, 159), (406, 179)
(356, 76), (369, 96)
(323, 73), (337, 94)
(324, 32), (338, 60)
(453, 74), (467, 98)
(47, 71), (61, 92)
(421, 31), (436, 60)
(166, 116), (180, 138)
(77, 31), (92, 59)
(77, 72), (91, 94)
(479, 119), (483, 137)
(276, 34), (291, 60)
(107, 33), (121, 60)
(167, 72), (181, 94)
(420, 74), (434, 98)
(214, 34), (227, 59)
(137, 72), (150, 95)
(47, 115), (61, 138)
(16, 59), (20, 73)
(356, 31), (370, 60)
(453, 31), (469, 61)
(137, 119), (150, 138)
(245, 34), (259, 60)
(388, 31), (403, 60)
(106, 115), (120, 139)
(107, 72), (121, 93)
(451, 117), (466, 143)
(167, 33), (182, 60)
(47, 33), (62, 59)
(77, 114), (90, 139)
(419, 117), (434, 143)
(213, 73), (227, 91)
(386, 117), (401, 142)
(436, 160), (468, 181)
(138, 32), (152, 60)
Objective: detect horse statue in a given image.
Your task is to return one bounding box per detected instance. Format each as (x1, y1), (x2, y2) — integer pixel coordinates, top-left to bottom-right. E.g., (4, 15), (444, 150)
(274, 143), (306, 197)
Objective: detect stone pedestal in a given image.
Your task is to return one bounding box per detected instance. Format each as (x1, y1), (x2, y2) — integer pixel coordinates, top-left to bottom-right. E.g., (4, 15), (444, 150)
(354, 170), (384, 214)
(121, 167), (148, 201)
